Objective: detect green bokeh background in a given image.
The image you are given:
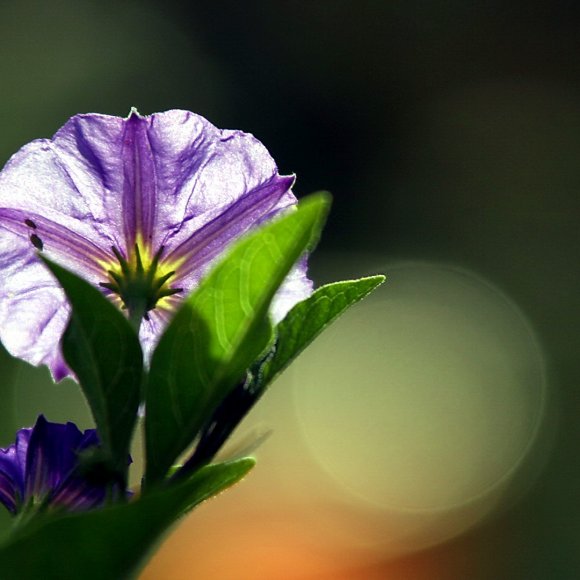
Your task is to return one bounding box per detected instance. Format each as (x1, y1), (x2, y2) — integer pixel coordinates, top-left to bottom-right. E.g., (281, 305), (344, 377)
(0, 1), (579, 577)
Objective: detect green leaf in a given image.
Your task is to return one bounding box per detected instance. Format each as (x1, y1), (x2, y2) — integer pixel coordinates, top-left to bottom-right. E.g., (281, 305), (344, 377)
(0, 458), (254, 580)
(258, 276), (385, 387)
(145, 193), (330, 484)
(42, 259), (143, 478)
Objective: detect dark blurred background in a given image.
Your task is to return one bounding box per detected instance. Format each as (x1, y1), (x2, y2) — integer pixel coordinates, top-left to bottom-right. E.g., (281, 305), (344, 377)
(1, 1), (579, 578)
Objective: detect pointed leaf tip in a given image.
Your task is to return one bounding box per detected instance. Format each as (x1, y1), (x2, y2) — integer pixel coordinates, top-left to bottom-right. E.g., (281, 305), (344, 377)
(257, 274), (386, 389)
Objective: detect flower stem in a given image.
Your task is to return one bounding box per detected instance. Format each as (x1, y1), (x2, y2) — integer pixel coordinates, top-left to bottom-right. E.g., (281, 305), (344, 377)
(128, 303), (145, 334)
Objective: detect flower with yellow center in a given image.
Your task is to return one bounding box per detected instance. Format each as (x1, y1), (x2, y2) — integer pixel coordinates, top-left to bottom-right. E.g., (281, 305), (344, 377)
(0, 109), (311, 380)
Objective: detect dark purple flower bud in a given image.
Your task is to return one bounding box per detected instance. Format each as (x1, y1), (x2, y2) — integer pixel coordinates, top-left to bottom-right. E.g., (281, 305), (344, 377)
(0, 110), (312, 380)
(0, 415), (123, 515)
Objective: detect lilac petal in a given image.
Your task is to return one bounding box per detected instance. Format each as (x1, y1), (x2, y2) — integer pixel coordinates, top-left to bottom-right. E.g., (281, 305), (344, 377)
(270, 256), (313, 323)
(167, 174), (295, 283)
(0, 115), (131, 379)
(143, 110), (296, 252)
(0, 208), (111, 277)
(121, 111), (156, 249)
(138, 308), (171, 364)
(0, 240), (71, 379)
(0, 119), (126, 254)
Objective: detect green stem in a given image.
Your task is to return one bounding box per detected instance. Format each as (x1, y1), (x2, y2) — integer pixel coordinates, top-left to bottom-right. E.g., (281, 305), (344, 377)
(128, 303), (144, 335)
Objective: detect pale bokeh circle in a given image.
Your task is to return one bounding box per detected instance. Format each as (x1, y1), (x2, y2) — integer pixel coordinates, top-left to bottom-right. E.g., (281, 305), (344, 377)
(293, 262), (547, 514)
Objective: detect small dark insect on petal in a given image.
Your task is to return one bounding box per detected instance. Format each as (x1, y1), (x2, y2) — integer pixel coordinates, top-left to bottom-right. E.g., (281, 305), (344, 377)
(24, 219), (37, 229)
(99, 282), (118, 292)
(29, 233), (43, 251)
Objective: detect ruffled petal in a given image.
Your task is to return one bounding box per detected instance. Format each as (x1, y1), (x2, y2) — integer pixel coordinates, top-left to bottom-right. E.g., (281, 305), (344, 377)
(0, 114), (132, 379)
(0, 117), (127, 253)
(0, 238), (71, 379)
(143, 110), (296, 252)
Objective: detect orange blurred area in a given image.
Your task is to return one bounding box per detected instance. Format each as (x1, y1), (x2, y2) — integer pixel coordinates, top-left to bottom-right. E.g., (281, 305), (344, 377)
(143, 501), (381, 580)
(141, 488), (442, 580)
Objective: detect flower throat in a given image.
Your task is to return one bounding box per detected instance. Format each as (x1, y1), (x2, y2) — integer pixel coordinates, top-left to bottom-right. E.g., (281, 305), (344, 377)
(99, 244), (182, 327)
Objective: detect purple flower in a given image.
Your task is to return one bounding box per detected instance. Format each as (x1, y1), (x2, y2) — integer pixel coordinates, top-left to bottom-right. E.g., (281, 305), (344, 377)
(0, 415), (113, 515)
(0, 110), (312, 380)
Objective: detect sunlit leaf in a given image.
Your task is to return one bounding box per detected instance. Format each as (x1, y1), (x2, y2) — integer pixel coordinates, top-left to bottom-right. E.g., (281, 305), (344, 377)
(145, 193), (330, 484)
(260, 276), (385, 386)
(180, 276), (386, 470)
